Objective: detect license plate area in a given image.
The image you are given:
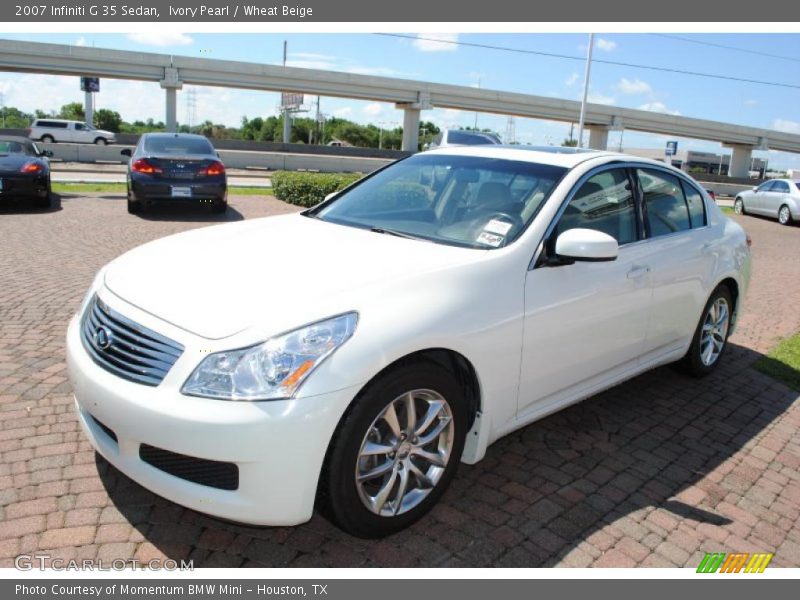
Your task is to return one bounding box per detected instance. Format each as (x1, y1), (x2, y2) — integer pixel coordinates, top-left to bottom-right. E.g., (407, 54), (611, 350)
(171, 186), (192, 198)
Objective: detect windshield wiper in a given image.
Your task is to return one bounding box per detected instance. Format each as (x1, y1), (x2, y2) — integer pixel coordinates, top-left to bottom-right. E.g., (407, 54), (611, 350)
(369, 227), (423, 240)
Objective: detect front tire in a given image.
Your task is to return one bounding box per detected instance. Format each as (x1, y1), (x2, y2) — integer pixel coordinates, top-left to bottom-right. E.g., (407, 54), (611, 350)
(94, 138), (108, 146)
(734, 197), (746, 215)
(678, 285), (733, 377)
(778, 204), (793, 225)
(320, 361), (468, 538)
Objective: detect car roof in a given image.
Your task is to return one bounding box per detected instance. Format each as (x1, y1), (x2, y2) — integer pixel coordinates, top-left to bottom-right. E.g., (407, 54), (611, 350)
(141, 132), (210, 140)
(33, 119), (79, 123)
(0, 135), (36, 144)
(425, 144), (636, 168)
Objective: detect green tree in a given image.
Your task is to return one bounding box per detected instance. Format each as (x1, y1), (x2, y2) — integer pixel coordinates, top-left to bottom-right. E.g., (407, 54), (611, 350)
(58, 102), (85, 121)
(1, 106), (35, 129)
(562, 138), (578, 147)
(94, 108), (122, 132)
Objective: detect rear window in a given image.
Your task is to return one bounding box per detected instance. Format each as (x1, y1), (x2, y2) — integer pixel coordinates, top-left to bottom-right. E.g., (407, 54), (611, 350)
(0, 140), (34, 155)
(34, 121), (68, 129)
(144, 136), (214, 155)
(447, 130), (499, 146)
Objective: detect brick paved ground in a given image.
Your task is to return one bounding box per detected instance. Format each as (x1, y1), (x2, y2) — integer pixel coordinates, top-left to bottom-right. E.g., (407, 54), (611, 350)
(0, 194), (799, 568)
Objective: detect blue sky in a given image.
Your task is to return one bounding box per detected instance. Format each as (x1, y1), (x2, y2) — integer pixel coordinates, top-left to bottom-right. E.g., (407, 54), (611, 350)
(1, 32), (799, 167)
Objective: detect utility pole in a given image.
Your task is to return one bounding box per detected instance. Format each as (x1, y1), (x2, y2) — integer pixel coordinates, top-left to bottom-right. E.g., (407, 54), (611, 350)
(282, 40), (292, 144)
(577, 33), (594, 148)
(473, 75), (481, 130)
(315, 95), (321, 144)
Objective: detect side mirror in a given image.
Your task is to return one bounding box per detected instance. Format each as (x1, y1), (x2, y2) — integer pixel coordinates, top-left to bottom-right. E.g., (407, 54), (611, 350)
(39, 150), (53, 158)
(555, 228), (618, 262)
(120, 148), (132, 157)
(752, 186), (759, 192)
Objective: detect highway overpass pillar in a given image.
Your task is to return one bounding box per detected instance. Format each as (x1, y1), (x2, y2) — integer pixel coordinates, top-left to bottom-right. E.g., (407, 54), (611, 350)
(401, 108), (421, 152)
(397, 93), (433, 152)
(84, 91), (93, 126)
(727, 144), (753, 178)
(587, 126), (609, 150)
(160, 67), (183, 133)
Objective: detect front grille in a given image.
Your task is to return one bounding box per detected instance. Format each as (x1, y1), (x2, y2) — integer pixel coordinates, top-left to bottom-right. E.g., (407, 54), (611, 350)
(81, 295), (184, 386)
(90, 414), (117, 443)
(139, 444), (239, 491)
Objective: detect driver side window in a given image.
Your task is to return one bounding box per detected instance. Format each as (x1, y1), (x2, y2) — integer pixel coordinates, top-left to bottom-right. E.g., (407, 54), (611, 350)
(555, 169), (637, 245)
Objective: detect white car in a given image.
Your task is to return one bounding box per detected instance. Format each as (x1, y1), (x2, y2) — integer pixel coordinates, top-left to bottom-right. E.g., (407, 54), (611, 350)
(28, 119), (117, 145)
(734, 178), (800, 225)
(66, 146), (751, 537)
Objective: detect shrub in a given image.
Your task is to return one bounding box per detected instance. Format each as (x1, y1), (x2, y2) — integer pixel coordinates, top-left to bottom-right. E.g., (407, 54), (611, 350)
(271, 171), (362, 207)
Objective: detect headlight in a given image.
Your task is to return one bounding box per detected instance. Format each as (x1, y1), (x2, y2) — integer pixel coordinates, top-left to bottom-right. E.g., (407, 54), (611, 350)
(181, 312), (358, 401)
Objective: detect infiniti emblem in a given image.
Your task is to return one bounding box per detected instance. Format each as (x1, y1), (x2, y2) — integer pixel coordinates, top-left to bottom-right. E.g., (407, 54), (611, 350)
(93, 326), (113, 350)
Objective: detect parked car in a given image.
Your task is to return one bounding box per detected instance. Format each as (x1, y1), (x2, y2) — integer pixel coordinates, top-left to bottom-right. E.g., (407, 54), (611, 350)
(426, 128), (503, 150)
(28, 119), (116, 145)
(67, 146), (751, 538)
(0, 136), (55, 209)
(121, 133), (227, 214)
(734, 179), (799, 225)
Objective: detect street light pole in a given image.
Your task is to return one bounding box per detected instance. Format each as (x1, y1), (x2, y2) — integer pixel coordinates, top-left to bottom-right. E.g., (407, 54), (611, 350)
(577, 33), (594, 149)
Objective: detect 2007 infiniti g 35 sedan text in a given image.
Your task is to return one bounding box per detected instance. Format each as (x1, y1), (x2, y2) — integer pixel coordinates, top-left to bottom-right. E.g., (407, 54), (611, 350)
(66, 146), (751, 537)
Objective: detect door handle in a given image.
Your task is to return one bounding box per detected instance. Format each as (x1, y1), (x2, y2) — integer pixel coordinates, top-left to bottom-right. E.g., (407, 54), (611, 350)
(627, 265), (650, 279)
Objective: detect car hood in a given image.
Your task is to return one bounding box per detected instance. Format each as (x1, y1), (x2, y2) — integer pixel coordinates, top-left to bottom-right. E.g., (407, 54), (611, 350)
(104, 213), (483, 339)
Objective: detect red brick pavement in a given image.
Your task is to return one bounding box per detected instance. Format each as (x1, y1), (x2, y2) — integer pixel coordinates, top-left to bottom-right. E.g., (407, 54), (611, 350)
(0, 195), (798, 568)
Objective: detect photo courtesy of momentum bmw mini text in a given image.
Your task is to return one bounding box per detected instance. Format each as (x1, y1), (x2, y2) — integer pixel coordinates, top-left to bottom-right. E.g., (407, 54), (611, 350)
(0, 0), (799, 597)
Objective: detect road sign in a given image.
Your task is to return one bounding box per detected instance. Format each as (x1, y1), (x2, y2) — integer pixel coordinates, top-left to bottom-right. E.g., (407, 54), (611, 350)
(80, 77), (99, 93)
(280, 92), (304, 110)
(665, 140), (678, 156)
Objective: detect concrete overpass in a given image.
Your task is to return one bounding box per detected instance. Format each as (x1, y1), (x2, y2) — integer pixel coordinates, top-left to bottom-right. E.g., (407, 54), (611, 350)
(1, 38), (797, 177)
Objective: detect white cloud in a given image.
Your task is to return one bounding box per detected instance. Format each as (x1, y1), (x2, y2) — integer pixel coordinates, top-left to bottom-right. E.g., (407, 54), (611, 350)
(595, 38), (617, 52)
(126, 32), (193, 47)
(75, 36), (88, 47)
(638, 101), (681, 116)
(616, 78), (651, 95)
(773, 118), (800, 133)
(363, 103), (384, 116)
(412, 33), (458, 52)
(333, 107), (353, 118)
(587, 91), (615, 105)
(744, 99), (758, 107)
(565, 72), (580, 87)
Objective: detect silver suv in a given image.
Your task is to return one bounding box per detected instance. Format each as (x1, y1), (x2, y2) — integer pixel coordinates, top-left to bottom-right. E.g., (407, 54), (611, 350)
(28, 119), (116, 145)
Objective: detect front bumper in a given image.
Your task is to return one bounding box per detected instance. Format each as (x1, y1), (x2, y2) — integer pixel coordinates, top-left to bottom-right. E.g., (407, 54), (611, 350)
(66, 310), (359, 526)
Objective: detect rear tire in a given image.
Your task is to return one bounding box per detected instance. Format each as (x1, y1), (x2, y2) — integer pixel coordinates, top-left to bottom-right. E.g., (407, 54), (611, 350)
(127, 198), (142, 214)
(211, 200), (227, 214)
(678, 285), (733, 377)
(319, 361), (468, 538)
(40, 135), (54, 144)
(778, 204), (793, 225)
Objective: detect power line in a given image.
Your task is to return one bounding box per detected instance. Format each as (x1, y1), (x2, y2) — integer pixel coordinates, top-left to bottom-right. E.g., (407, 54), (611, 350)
(651, 34), (800, 64)
(375, 33), (800, 90)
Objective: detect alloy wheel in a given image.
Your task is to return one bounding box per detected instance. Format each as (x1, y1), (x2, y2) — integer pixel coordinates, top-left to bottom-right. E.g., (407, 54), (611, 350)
(779, 206), (791, 225)
(355, 389), (454, 517)
(700, 297), (729, 366)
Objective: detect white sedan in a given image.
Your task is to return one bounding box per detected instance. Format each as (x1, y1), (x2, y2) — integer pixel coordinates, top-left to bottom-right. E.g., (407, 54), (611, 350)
(66, 146), (751, 538)
(734, 178), (800, 225)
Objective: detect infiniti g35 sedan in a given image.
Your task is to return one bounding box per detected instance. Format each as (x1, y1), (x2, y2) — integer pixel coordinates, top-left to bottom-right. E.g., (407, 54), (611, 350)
(122, 133), (227, 214)
(67, 146), (751, 537)
(734, 178), (800, 225)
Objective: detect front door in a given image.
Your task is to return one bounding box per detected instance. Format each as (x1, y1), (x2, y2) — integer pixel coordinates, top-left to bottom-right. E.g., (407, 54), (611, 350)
(518, 167), (652, 417)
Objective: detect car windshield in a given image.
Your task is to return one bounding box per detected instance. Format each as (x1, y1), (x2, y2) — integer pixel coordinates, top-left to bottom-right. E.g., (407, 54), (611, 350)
(0, 140), (35, 156)
(144, 136), (214, 155)
(312, 154), (567, 249)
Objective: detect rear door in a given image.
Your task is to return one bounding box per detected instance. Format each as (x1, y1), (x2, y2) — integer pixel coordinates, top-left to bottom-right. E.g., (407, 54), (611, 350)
(634, 168), (715, 360)
(765, 180), (790, 218)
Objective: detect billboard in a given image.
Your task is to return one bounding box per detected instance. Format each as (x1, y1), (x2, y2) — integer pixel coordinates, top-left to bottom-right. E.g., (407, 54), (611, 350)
(80, 77), (99, 93)
(280, 92), (304, 110)
(665, 140), (678, 156)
